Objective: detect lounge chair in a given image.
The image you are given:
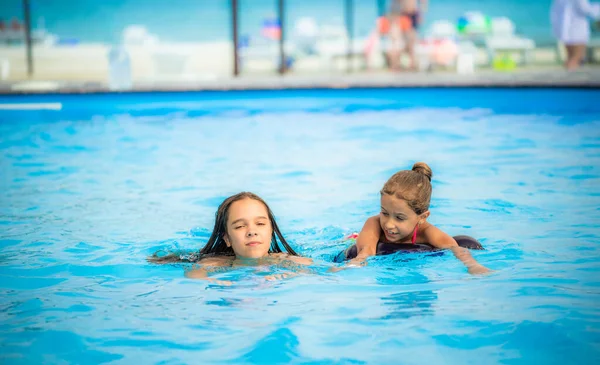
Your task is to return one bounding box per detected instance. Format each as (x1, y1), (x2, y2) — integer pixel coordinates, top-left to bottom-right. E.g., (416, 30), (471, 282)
(484, 17), (535, 66)
(422, 20), (479, 73)
(0, 58), (9, 80)
(310, 23), (370, 71)
(588, 36), (600, 63)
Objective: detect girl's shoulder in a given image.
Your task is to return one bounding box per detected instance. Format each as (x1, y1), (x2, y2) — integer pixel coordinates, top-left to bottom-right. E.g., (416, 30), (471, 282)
(418, 223), (456, 248)
(270, 252), (313, 265)
(288, 256), (313, 265)
(418, 222), (435, 236)
(198, 256), (234, 267)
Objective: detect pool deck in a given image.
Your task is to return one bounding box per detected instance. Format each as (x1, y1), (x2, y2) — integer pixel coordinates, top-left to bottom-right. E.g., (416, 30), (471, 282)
(1, 66), (599, 94)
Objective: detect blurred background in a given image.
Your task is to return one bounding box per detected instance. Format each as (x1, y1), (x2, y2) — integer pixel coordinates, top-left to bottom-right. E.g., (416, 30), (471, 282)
(0, 0), (599, 89)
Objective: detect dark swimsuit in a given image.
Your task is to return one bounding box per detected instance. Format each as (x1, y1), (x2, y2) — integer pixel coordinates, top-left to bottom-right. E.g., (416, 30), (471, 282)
(390, 1), (420, 30)
(333, 235), (483, 263)
(402, 12), (420, 30)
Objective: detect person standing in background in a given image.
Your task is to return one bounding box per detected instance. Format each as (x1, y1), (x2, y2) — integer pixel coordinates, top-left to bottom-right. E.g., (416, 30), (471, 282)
(388, 0), (428, 71)
(551, 0), (600, 70)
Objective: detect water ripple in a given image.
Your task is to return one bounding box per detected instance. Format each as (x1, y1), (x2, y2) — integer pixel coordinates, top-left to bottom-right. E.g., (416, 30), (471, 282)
(1, 89), (599, 364)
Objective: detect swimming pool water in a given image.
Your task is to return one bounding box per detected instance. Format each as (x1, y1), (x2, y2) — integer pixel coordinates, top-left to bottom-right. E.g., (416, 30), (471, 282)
(1, 89), (599, 364)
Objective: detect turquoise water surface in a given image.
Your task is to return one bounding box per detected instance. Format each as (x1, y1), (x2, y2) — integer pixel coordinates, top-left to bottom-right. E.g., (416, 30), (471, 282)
(1, 89), (599, 364)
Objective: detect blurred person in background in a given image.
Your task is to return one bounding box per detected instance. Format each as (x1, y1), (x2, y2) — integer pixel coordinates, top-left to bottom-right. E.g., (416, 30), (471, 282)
(551, 0), (600, 70)
(388, 0), (428, 71)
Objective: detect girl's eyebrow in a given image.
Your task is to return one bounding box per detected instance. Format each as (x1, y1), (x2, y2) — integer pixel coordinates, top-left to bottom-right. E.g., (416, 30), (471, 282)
(381, 207), (407, 217)
(230, 216), (268, 225)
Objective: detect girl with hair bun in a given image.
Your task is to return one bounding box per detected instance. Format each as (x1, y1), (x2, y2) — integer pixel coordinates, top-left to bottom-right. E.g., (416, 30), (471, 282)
(352, 162), (490, 275)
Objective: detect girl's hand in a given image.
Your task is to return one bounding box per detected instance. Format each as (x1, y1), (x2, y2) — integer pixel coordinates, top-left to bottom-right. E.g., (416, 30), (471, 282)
(327, 257), (367, 273)
(264, 272), (298, 281)
(468, 264), (492, 275)
(208, 279), (233, 286)
(185, 265), (233, 285)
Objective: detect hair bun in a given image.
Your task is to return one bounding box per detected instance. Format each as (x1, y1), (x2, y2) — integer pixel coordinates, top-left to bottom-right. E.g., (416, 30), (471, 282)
(412, 162), (432, 182)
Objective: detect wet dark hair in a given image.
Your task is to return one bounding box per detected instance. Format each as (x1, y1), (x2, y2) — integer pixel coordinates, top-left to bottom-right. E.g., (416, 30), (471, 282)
(148, 192), (298, 263)
(381, 162), (433, 215)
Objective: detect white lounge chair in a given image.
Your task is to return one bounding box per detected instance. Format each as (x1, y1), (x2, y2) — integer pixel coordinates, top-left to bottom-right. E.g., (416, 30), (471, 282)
(151, 46), (193, 80)
(423, 20), (479, 73)
(484, 17), (535, 65)
(0, 58), (9, 80)
(588, 37), (600, 63)
(429, 20), (458, 39)
(311, 23), (371, 71)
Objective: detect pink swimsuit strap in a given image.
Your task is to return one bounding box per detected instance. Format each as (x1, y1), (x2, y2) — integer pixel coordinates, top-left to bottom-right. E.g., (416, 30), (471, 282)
(411, 224), (418, 244)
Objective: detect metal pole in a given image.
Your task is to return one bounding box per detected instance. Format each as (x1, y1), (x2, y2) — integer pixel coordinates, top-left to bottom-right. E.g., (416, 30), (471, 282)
(277, 0), (285, 74)
(377, 0), (386, 17)
(345, 0), (354, 73)
(23, 0), (33, 76)
(232, 0), (239, 76)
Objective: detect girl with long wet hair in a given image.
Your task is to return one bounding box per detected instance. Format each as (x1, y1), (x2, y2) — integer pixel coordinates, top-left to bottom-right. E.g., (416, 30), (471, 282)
(149, 192), (310, 281)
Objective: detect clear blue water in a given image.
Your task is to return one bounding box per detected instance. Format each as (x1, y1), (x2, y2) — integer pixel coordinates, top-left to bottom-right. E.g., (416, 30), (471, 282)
(1, 0), (558, 45)
(1, 89), (600, 364)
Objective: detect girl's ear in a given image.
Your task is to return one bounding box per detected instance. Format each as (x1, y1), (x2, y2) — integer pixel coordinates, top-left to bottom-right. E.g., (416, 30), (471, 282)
(419, 210), (431, 224)
(223, 233), (231, 247)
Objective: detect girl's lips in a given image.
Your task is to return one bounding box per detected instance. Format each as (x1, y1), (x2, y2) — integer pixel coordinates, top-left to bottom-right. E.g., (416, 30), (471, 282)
(246, 241), (262, 246)
(385, 231), (399, 240)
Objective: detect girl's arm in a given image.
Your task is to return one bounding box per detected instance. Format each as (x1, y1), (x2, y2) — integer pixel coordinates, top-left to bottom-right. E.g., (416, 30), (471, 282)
(185, 257), (233, 285)
(423, 226), (490, 275)
(352, 215), (381, 263)
(264, 254), (314, 281)
(327, 217), (381, 272)
(265, 272), (303, 281)
(573, 0), (600, 19)
(285, 255), (314, 266)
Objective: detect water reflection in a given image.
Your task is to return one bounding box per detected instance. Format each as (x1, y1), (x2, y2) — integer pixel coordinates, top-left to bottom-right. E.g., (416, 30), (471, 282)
(380, 289), (438, 320)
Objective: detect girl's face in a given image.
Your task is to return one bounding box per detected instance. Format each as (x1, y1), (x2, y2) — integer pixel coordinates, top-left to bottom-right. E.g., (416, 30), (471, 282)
(223, 198), (273, 259)
(379, 194), (426, 243)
